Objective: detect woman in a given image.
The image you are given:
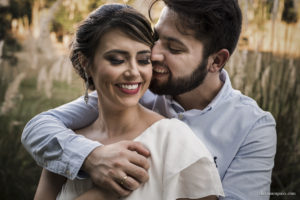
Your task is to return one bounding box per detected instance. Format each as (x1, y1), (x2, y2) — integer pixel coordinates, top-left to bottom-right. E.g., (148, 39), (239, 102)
(34, 4), (224, 200)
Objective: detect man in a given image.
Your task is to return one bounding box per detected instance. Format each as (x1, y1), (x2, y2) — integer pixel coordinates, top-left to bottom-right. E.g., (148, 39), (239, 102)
(22, 0), (276, 199)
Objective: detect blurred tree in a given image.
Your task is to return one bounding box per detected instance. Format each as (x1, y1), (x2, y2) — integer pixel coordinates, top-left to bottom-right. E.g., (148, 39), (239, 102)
(0, 0), (33, 39)
(51, 0), (90, 38)
(282, 0), (298, 23)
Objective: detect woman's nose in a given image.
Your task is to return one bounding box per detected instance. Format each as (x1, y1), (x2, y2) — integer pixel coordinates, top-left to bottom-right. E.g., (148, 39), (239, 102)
(151, 41), (164, 62)
(124, 62), (140, 78)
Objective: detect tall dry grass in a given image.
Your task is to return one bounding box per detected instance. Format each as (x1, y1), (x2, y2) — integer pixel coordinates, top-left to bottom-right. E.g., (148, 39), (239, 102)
(228, 49), (300, 199)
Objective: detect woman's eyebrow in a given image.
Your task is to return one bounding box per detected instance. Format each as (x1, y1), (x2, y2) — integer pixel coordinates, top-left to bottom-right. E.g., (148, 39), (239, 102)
(137, 50), (151, 55)
(103, 49), (129, 56)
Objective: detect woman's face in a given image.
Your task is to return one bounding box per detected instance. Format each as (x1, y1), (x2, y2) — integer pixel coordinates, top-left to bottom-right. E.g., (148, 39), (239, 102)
(89, 29), (152, 109)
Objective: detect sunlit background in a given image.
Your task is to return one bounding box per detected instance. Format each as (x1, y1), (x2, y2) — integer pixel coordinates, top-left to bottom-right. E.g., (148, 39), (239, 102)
(0, 0), (299, 199)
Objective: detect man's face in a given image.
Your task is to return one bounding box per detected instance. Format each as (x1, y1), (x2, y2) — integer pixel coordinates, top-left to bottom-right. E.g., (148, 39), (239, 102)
(150, 7), (209, 96)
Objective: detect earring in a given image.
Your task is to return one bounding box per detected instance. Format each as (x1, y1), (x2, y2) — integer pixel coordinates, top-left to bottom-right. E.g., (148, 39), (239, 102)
(84, 71), (89, 104)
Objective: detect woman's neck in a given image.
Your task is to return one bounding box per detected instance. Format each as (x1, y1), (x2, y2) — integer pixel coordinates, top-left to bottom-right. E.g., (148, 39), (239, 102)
(95, 102), (144, 138)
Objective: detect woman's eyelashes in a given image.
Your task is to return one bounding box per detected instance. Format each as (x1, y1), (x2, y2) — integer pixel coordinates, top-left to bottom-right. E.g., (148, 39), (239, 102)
(105, 55), (125, 65)
(137, 56), (151, 65)
(106, 55), (151, 66)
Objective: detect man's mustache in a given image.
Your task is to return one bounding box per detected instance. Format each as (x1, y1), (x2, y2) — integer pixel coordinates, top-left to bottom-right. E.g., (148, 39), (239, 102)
(151, 61), (168, 68)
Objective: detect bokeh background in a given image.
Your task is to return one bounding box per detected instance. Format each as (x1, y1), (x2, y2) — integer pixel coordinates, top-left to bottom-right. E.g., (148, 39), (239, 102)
(0, 0), (299, 199)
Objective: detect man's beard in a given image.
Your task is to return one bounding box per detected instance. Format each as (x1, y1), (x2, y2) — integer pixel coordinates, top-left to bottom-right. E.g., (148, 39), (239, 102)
(150, 58), (208, 96)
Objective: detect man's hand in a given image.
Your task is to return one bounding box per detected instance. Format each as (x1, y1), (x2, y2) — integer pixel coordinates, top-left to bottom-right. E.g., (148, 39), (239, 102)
(82, 141), (150, 197)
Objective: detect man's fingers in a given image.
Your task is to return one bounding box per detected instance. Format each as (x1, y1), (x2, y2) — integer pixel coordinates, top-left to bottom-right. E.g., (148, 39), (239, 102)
(84, 141), (150, 196)
(109, 179), (131, 197)
(126, 141), (150, 157)
(124, 161), (149, 184)
(95, 177), (131, 198)
(127, 149), (150, 170)
(118, 174), (140, 191)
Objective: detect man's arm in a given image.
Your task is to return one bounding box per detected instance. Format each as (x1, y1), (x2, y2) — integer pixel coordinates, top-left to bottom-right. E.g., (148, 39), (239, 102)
(220, 113), (277, 200)
(21, 91), (150, 197)
(21, 91), (100, 179)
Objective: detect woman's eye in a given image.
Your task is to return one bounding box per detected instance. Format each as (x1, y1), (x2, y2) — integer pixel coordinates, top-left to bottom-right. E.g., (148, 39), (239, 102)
(109, 58), (124, 65)
(138, 58), (151, 65)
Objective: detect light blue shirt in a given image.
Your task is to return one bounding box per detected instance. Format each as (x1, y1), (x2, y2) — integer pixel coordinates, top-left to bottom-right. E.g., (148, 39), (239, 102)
(22, 70), (276, 199)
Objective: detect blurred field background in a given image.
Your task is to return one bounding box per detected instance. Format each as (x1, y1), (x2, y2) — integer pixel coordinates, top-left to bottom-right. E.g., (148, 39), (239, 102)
(0, 0), (299, 199)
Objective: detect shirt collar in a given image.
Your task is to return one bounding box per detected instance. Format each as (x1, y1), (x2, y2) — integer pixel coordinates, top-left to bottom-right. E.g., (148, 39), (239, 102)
(165, 69), (233, 114)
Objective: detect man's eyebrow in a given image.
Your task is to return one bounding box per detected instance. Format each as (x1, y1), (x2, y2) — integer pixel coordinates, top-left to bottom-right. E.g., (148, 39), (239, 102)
(154, 28), (186, 47)
(165, 37), (186, 47)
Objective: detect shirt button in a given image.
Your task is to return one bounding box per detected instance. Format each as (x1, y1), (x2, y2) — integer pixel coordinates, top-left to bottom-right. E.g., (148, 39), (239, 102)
(178, 113), (184, 120)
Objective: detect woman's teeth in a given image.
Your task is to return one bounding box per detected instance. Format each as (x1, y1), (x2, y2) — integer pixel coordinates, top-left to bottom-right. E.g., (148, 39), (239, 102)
(118, 84), (139, 90)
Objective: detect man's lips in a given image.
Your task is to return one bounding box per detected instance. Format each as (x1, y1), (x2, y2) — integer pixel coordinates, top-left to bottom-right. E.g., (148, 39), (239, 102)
(152, 63), (169, 74)
(115, 82), (141, 94)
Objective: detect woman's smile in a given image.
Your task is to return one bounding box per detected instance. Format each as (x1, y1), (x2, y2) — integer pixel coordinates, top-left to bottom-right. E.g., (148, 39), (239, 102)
(89, 29), (152, 108)
(115, 82), (142, 95)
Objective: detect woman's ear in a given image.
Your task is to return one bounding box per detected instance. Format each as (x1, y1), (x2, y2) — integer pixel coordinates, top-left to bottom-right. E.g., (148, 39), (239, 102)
(208, 49), (229, 73)
(78, 52), (91, 76)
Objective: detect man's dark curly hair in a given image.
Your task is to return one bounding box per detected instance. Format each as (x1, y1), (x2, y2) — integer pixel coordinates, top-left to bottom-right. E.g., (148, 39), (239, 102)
(150, 0), (242, 58)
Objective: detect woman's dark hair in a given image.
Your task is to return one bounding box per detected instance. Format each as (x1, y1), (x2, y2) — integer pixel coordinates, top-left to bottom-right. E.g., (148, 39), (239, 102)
(71, 4), (154, 90)
(150, 0), (242, 58)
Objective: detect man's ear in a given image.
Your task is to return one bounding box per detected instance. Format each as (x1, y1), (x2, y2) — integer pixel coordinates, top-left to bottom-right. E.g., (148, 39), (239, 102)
(208, 49), (230, 73)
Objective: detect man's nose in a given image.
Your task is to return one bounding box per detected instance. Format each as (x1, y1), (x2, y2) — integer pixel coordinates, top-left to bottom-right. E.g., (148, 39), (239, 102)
(151, 41), (164, 62)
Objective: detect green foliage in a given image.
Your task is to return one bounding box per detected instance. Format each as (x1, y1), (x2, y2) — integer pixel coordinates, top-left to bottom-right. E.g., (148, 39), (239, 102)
(0, 74), (83, 199)
(0, 0), (33, 39)
(43, 0), (59, 8)
(51, 4), (84, 36)
(7, 0), (33, 21)
(0, 114), (41, 200)
(88, 0), (105, 10)
(2, 36), (22, 66)
(265, 0), (275, 20)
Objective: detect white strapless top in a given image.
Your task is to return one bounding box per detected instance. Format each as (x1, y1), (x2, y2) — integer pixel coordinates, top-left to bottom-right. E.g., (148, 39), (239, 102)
(57, 118), (224, 200)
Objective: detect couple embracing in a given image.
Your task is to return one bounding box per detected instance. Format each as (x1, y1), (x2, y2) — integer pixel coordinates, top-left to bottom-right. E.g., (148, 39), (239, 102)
(22, 0), (276, 199)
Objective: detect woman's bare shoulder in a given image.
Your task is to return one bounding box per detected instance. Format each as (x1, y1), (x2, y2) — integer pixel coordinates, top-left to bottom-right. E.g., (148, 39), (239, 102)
(74, 120), (105, 142)
(140, 105), (165, 125)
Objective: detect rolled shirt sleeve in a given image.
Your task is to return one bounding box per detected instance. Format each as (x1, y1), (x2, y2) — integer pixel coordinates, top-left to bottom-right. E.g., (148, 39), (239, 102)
(21, 91), (100, 179)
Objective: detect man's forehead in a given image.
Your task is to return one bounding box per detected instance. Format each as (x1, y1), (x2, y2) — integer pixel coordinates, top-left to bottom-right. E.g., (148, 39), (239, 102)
(155, 7), (197, 42)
